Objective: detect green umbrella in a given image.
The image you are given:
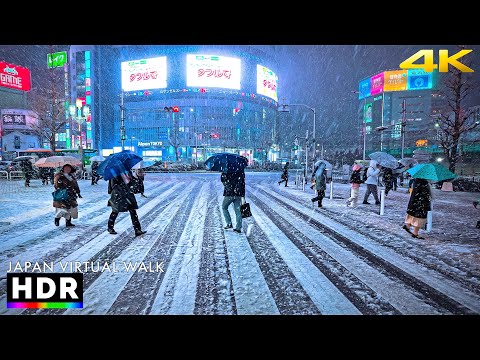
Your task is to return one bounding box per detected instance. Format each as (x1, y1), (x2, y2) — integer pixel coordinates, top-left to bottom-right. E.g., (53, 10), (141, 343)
(406, 163), (456, 182)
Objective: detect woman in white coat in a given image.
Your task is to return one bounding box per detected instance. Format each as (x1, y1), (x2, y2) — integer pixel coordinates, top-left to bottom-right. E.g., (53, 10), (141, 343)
(362, 160), (381, 205)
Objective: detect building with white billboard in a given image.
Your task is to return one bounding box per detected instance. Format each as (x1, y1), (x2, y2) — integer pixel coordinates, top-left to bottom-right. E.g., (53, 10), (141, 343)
(68, 45), (280, 163)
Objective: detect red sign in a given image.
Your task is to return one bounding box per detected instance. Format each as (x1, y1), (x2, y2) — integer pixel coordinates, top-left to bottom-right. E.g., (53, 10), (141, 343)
(0, 61), (31, 91)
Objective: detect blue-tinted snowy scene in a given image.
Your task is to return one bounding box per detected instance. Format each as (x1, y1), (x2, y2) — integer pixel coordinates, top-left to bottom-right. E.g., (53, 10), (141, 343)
(0, 45), (479, 315)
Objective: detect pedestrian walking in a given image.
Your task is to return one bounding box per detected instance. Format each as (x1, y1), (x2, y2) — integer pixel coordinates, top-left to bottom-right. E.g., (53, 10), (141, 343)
(221, 169), (245, 233)
(53, 164), (82, 227)
(107, 171), (146, 236)
(402, 178), (432, 239)
(278, 161), (289, 187)
(135, 167), (146, 197)
(91, 161), (101, 185)
(311, 163), (328, 208)
(383, 167), (394, 196)
(362, 160), (381, 205)
(473, 198), (480, 229)
(346, 163), (363, 208)
(20, 159), (34, 187)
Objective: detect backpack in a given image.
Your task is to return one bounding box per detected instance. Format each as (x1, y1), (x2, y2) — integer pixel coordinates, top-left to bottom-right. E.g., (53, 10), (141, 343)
(362, 168), (369, 183)
(350, 170), (362, 184)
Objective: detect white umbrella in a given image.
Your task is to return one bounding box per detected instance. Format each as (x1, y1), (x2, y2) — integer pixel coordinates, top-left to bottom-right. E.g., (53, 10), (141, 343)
(131, 160), (156, 169)
(368, 151), (398, 169)
(14, 156), (35, 162)
(35, 156), (82, 168)
(90, 155), (106, 162)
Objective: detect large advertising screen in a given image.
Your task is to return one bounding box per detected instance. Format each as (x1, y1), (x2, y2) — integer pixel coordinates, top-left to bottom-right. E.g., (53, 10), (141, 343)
(383, 70), (408, 92)
(358, 78), (371, 99)
(370, 73), (384, 96)
(186, 54), (241, 90)
(0, 61), (31, 91)
(407, 69), (433, 90)
(256, 65), (278, 101)
(121, 57), (167, 91)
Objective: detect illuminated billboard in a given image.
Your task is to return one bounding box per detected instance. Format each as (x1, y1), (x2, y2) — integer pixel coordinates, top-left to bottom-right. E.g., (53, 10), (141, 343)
(358, 78), (371, 99)
(186, 54), (241, 90)
(407, 69), (433, 90)
(257, 65), (278, 101)
(383, 70), (408, 92)
(364, 103), (372, 123)
(0, 62), (31, 91)
(121, 57), (167, 91)
(370, 73), (384, 96)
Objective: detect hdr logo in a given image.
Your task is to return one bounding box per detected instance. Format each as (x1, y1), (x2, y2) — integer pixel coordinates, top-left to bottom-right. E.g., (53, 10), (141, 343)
(7, 273), (83, 309)
(400, 49), (474, 73)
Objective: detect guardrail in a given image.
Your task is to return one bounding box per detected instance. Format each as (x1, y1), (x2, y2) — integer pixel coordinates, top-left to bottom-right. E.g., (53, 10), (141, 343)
(8, 171), (24, 180)
(0, 170), (8, 180)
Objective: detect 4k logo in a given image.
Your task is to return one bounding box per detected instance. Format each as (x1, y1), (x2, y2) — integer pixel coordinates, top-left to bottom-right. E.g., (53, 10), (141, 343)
(400, 49), (474, 73)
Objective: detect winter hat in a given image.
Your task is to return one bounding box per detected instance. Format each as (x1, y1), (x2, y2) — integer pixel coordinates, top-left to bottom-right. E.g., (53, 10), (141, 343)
(352, 164), (361, 171)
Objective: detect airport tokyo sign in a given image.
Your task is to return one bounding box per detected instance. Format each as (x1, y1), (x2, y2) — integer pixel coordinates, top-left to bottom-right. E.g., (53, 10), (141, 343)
(138, 141), (163, 148)
(47, 52), (68, 68)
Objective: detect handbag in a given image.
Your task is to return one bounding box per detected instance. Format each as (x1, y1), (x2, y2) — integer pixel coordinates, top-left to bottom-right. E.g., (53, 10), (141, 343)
(240, 197), (252, 218)
(52, 188), (69, 202)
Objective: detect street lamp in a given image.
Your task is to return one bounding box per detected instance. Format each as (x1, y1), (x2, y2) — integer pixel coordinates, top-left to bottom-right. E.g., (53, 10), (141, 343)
(279, 103), (316, 176)
(130, 136), (136, 152)
(352, 90), (367, 160)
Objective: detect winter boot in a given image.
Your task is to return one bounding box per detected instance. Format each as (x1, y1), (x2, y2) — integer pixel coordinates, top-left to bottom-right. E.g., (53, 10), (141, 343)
(311, 196), (319, 202)
(108, 228), (117, 234)
(54, 217), (60, 226)
(135, 229), (147, 237)
(65, 218), (75, 227)
(476, 221), (480, 229)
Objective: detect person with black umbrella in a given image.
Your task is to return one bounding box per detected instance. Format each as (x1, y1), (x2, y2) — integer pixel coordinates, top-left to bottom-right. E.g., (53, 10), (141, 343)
(107, 170), (146, 236)
(221, 170), (245, 233)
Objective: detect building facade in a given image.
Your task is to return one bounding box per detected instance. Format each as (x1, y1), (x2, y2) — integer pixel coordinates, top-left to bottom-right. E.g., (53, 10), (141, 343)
(68, 45), (280, 163)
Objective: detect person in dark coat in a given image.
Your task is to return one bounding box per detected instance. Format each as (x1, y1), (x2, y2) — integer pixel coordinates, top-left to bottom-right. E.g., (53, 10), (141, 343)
(91, 161), (101, 185)
(383, 167), (394, 196)
(53, 164), (82, 227)
(402, 178), (432, 239)
(473, 198), (480, 229)
(107, 170), (146, 236)
(278, 162), (289, 187)
(311, 164), (328, 207)
(134, 167), (146, 197)
(221, 170), (245, 233)
(20, 159), (34, 187)
(39, 167), (51, 185)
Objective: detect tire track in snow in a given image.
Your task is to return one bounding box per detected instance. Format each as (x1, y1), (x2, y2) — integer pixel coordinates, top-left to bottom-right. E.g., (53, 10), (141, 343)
(106, 187), (198, 314)
(17, 182), (190, 315)
(255, 185), (478, 314)
(270, 183), (480, 296)
(194, 182), (237, 315)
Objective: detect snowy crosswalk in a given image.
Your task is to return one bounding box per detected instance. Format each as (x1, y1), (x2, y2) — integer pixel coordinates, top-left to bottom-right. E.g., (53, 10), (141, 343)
(0, 173), (479, 315)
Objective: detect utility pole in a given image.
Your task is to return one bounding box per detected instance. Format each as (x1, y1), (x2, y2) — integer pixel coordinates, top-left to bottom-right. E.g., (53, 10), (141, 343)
(401, 99), (406, 159)
(120, 91), (126, 151)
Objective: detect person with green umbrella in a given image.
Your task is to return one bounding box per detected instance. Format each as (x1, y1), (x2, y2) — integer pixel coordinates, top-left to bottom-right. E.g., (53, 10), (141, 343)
(402, 178), (432, 239)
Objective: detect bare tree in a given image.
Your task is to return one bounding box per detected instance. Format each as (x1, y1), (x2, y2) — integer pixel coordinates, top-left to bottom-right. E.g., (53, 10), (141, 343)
(436, 49), (478, 173)
(27, 66), (67, 151)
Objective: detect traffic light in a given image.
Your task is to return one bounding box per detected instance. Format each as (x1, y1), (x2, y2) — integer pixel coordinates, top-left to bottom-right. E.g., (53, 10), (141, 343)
(293, 145), (298, 150)
(164, 106), (180, 112)
(210, 133), (219, 139)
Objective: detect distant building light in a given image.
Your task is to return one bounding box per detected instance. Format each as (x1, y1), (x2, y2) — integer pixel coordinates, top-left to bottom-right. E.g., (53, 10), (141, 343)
(437, 157), (443, 162)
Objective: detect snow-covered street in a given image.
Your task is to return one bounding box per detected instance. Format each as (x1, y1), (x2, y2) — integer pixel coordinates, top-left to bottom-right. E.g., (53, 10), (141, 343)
(1, 172), (479, 315)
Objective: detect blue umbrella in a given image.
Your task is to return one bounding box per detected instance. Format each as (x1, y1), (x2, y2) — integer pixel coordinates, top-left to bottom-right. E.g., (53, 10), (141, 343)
(97, 150), (143, 180)
(205, 153), (248, 173)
